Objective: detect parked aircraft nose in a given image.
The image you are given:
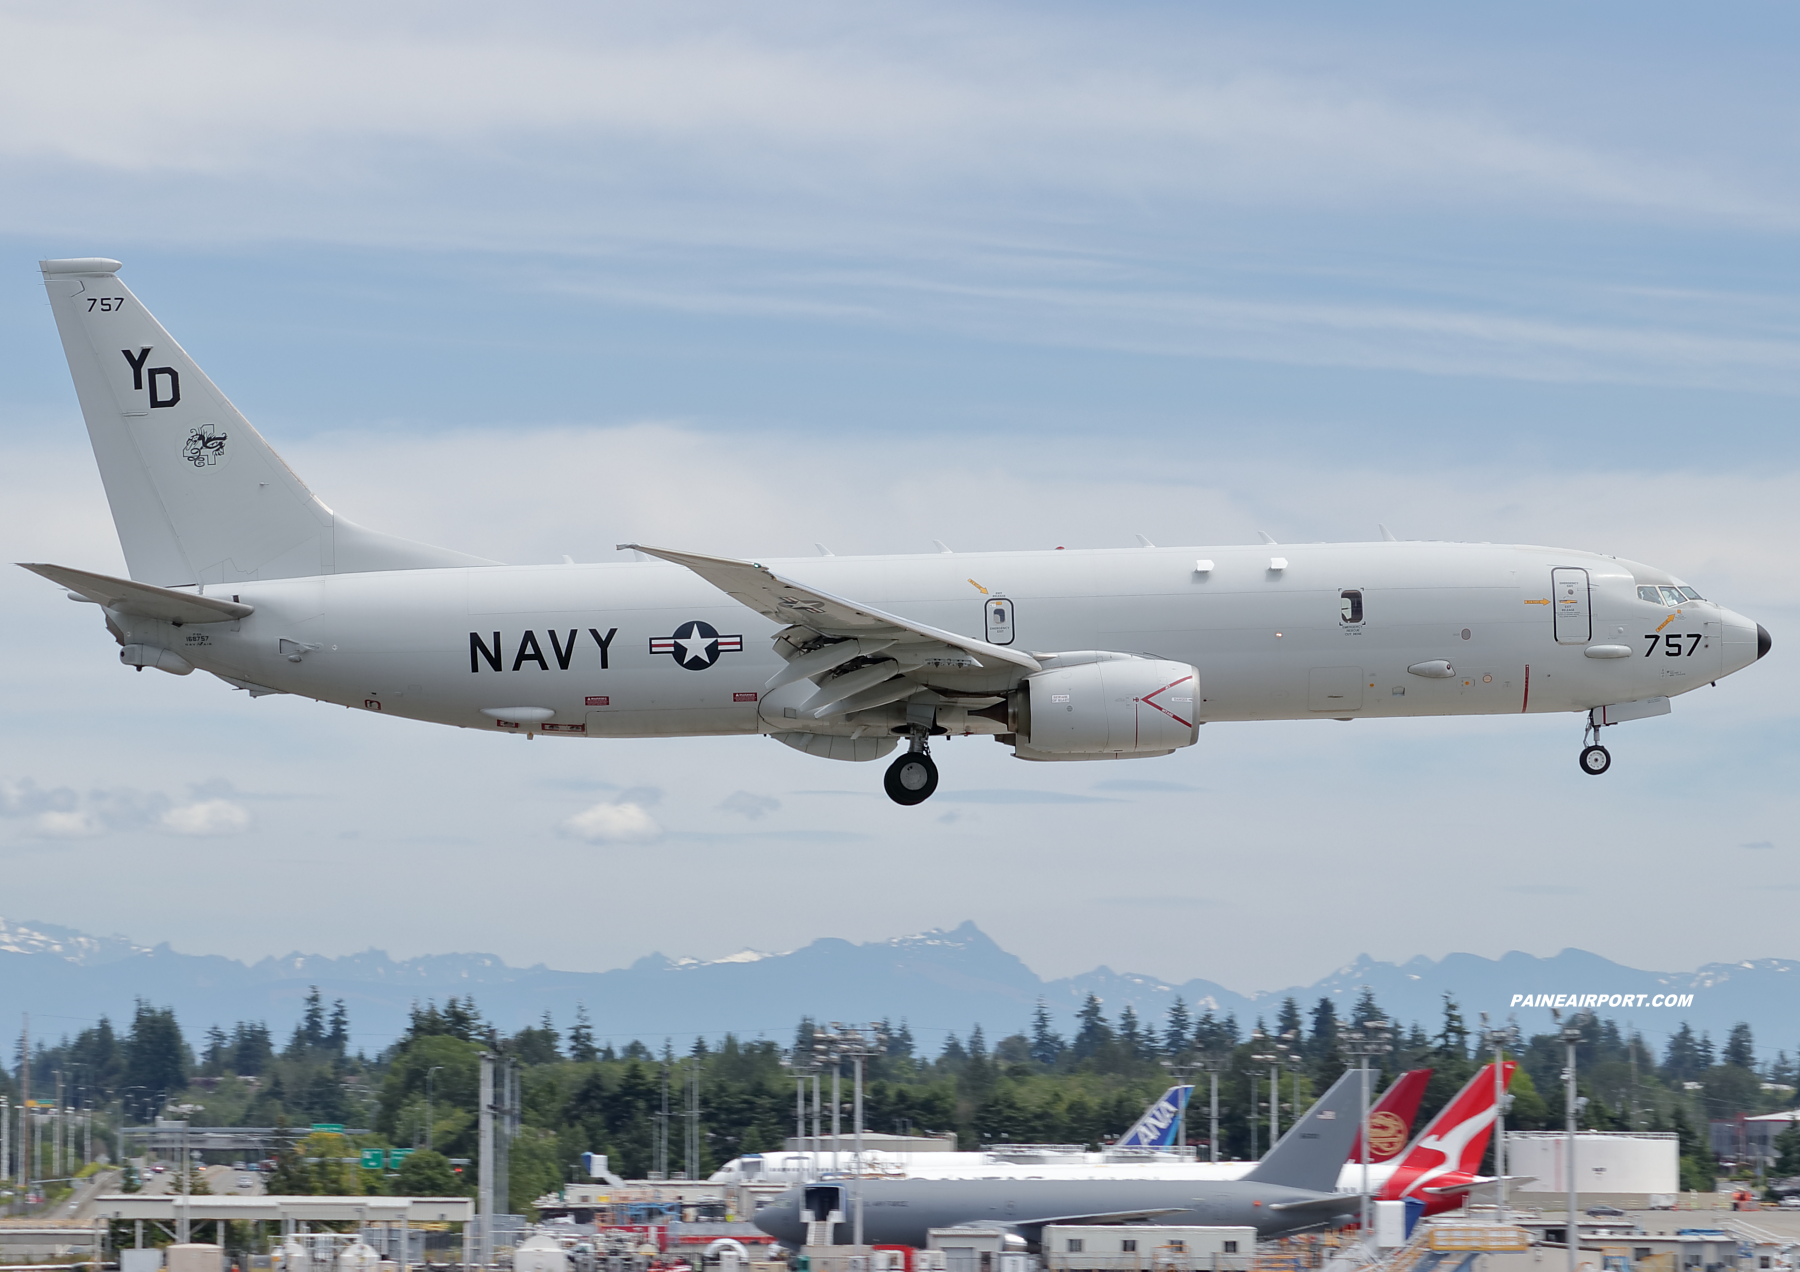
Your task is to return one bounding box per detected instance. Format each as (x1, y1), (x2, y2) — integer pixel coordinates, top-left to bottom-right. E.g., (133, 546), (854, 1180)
(1759, 624), (1772, 660)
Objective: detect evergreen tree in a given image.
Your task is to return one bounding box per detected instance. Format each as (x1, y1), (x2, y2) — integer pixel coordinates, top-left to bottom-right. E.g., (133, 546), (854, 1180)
(890, 1020), (916, 1058)
(1030, 1001), (1064, 1065)
(1663, 1023), (1704, 1083)
(203, 1025), (229, 1076)
(288, 987), (327, 1055)
(1119, 1006), (1147, 1062)
(1276, 998), (1303, 1042)
(1724, 1023), (1755, 1070)
(1351, 987), (1383, 1027)
(1697, 1031), (1716, 1070)
(1773, 1122), (1800, 1177)
(568, 1004), (599, 1063)
(1436, 994), (1469, 1060)
(124, 999), (188, 1111)
(325, 1000), (350, 1055)
(1072, 994), (1113, 1060)
(968, 1025), (987, 1060)
(1308, 998), (1339, 1060)
(442, 997), (482, 1042)
(940, 1033), (968, 1065)
(1163, 999), (1191, 1058)
(232, 1022), (274, 1076)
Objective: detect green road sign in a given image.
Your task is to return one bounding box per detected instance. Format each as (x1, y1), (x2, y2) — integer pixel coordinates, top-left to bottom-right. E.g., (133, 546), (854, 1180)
(388, 1149), (413, 1168)
(312, 1123), (346, 1132)
(360, 1149), (385, 1170)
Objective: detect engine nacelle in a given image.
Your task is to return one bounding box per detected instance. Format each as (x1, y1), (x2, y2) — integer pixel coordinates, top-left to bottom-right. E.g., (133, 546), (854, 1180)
(1017, 656), (1199, 756)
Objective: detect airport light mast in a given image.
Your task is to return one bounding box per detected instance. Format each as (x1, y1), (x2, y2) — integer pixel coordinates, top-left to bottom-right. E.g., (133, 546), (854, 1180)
(1193, 1053), (1228, 1164)
(816, 1023), (888, 1252)
(1479, 1015), (1511, 1225)
(1337, 1014), (1392, 1244)
(1249, 1034), (1281, 1146)
(1552, 1009), (1590, 1272)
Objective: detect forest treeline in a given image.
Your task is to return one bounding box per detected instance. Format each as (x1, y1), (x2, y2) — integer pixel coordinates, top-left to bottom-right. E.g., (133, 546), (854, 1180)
(12, 987), (1795, 1211)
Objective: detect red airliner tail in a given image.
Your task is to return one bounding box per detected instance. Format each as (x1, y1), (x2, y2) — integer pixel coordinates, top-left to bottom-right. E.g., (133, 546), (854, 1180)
(1348, 1067), (1433, 1164)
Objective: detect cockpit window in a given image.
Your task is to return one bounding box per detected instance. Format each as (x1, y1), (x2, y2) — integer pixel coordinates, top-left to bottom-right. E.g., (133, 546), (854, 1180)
(1678, 586), (1703, 601)
(1638, 586), (1666, 604)
(1660, 586), (1687, 606)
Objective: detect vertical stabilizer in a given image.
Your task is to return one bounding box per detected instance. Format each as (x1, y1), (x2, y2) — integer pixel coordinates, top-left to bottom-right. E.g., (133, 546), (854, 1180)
(40, 258), (494, 586)
(1243, 1069), (1365, 1192)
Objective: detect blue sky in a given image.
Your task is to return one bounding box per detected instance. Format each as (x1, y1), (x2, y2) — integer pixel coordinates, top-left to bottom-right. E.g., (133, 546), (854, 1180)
(1, 2), (1796, 1005)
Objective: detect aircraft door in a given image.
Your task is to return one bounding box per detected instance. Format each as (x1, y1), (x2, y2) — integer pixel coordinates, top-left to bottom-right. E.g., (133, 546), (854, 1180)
(1552, 568), (1590, 644)
(984, 597), (1015, 645)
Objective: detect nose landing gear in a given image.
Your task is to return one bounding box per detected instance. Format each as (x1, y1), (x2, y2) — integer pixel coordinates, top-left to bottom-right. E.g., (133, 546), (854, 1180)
(1579, 719), (1611, 775)
(884, 734), (939, 805)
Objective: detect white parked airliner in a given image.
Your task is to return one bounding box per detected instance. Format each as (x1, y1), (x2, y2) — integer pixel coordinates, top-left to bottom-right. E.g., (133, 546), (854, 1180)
(27, 258), (1771, 804)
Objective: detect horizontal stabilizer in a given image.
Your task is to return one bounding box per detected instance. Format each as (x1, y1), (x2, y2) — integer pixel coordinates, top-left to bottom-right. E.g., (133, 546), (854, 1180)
(620, 544), (1041, 672)
(1268, 1195), (1359, 1214)
(20, 562), (252, 624)
(1424, 1176), (1538, 1197)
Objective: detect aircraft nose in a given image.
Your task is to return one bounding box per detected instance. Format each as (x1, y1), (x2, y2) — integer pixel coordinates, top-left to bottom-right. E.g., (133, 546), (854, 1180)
(1759, 624), (1772, 660)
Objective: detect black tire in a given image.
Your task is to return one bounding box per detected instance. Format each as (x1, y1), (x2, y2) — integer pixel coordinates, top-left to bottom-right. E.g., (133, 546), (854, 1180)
(884, 751), (939, 805)
(1579, 744), (1612, 776)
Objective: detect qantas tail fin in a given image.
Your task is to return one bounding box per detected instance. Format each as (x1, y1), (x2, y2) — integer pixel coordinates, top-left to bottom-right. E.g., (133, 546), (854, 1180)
(39, 258), (494, 587)
(1243, 1069), (1364, 1193)
(1380, 1061), (1516, 1200)
(1348, 1068), (1433, 1164)
(1115, 1085), (1192, 1149)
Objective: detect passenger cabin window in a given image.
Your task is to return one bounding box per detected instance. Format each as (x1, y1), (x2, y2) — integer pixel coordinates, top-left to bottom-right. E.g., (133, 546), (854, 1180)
(1638, 586), (1666, 604)
(1340, 589), (1364, 623)
(1679, 586), (1703, 601)
(1660, 586), (1687, 606)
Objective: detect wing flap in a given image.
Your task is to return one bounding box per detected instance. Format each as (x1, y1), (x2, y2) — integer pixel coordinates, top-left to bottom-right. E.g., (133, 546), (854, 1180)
(20, 562), (254, 624)
(621, 544), (1041, 673)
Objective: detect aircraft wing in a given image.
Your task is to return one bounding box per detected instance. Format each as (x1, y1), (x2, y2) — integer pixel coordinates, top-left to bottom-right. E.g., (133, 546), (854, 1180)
(1267, 1195), (1362, 1214)
(19, 562), (254, 624)
(620, 544), (1041, 673)
(1002, 1208), (1190, 1234)
(1423, 1176), (1538, 1197)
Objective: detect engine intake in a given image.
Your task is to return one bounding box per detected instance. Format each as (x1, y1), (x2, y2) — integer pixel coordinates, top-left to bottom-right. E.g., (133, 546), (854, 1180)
(1016, 657), (1199, 756)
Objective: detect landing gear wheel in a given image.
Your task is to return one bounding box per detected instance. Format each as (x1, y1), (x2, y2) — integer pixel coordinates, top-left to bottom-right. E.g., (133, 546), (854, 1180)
(884, 751), (939, 805)
(1579, 744), (1612, 775)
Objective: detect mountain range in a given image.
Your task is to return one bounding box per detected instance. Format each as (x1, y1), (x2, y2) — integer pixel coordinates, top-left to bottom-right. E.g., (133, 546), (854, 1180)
(3, 917), (1793, 1061)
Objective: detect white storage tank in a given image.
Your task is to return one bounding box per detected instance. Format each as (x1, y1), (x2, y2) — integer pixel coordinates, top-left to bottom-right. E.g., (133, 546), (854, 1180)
(337, 1239), (381, 1272)
(1504, 1132), (1679, 1196)
(514, 1234), (570, 1272)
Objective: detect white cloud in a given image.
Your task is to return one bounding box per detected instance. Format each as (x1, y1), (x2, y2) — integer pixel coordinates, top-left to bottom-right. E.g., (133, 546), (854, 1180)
(719, 791), (780, 819)
(32, 810), (103, 839)
(560, 801), (661, 843)
(160, 800), (252, 837)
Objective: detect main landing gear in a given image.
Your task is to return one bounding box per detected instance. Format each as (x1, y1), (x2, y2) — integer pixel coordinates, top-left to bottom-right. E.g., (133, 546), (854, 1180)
(1579, 719), (1611, 776)
(884, 734), (939, 806)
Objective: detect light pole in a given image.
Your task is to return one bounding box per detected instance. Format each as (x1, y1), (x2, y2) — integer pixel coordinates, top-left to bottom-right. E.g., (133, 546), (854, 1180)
(1194, 1054), (1227, 1163)
(1552, 1010), (1588, 1272)
(1338, 1015), (1393, 1243)
(1249, 1036), (1279, 1150)
(816, 1023), (887, 1251)
(425, 1066), (444, 1153)
(1480, 1015), (1511, 1225)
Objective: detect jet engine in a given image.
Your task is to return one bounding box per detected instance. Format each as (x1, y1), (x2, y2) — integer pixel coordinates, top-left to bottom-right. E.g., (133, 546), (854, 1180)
(1007, 655), (1199, 759)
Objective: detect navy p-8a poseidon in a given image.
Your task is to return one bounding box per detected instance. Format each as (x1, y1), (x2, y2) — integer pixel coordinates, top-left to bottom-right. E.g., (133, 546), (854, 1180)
(26, 258), (1772, 804)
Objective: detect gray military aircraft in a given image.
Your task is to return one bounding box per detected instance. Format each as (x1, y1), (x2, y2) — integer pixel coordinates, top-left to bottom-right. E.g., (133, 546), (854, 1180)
(753, 1070), (1370, 1249)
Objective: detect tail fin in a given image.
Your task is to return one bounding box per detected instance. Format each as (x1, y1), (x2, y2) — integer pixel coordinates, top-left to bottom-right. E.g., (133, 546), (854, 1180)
(1115, 1085), (1192, 1148)
(40, 258), (494, 586)
(1243, 1069), (1365, 1192)
(1380, 1061), (1516, 1200)
(1348, 1068), (1433, 1164)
